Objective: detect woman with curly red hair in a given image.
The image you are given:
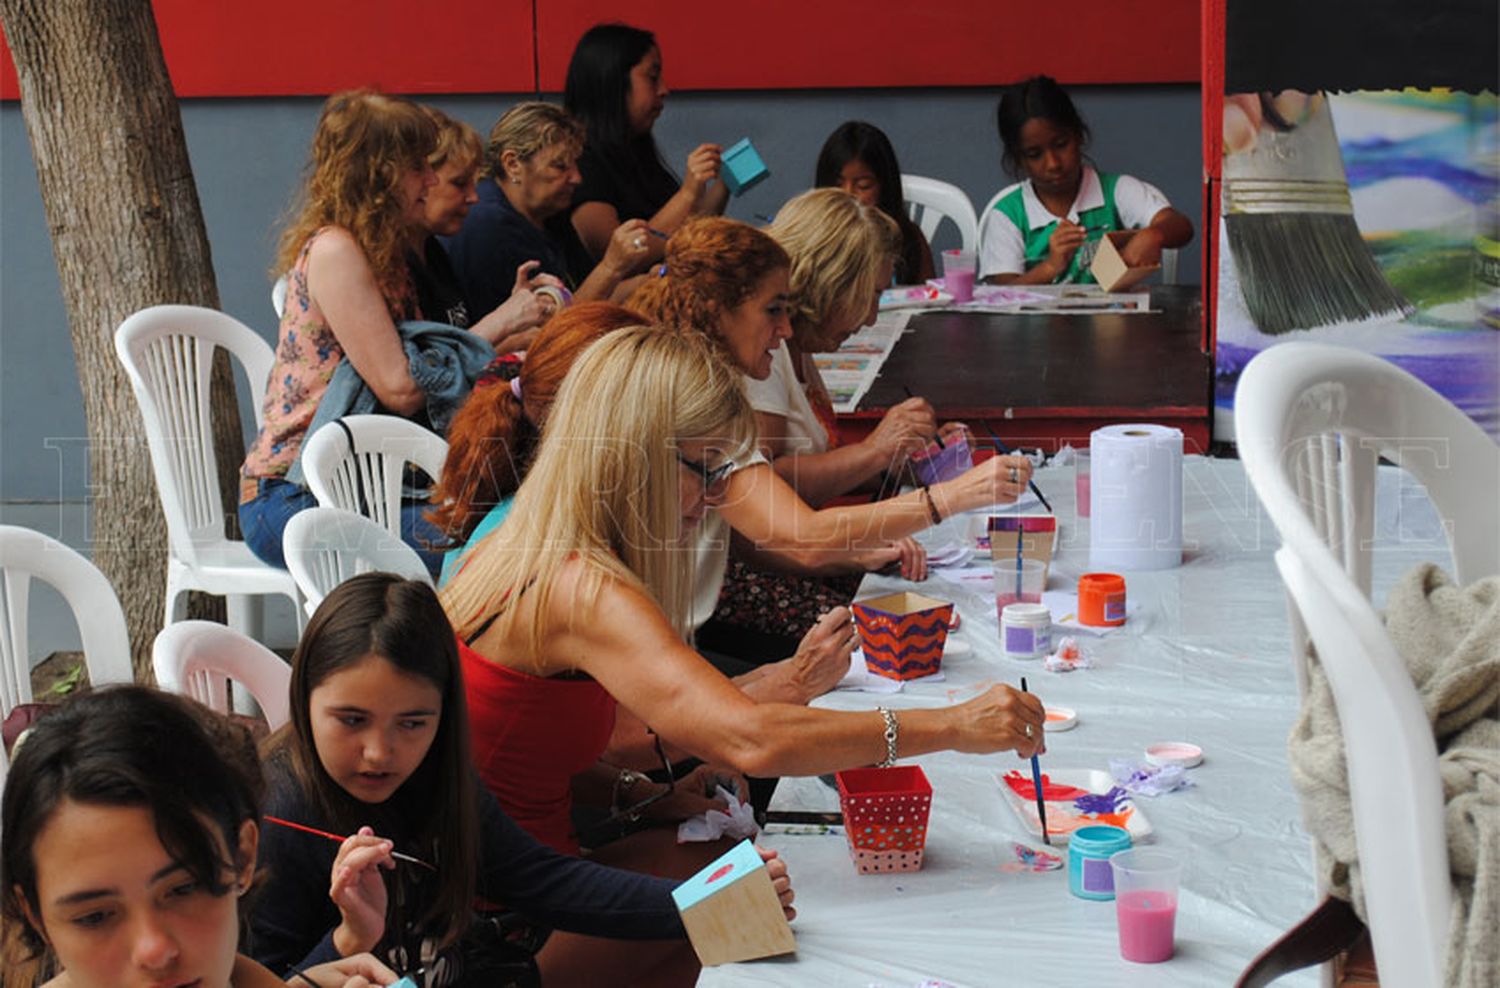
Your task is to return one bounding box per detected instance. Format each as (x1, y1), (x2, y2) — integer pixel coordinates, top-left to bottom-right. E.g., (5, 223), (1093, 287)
(632, 216), (1036, 655)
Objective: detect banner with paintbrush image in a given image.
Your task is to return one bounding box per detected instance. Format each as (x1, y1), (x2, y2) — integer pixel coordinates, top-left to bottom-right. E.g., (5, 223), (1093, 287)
(1207, 0), (1499, 444)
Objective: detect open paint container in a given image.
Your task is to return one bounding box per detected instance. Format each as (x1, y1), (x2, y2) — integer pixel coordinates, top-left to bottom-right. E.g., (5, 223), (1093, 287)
(1144, 742), (1203, 769)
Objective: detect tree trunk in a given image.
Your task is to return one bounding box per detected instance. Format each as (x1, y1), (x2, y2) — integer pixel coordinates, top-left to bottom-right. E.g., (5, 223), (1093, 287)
(0, 0), (242, 678)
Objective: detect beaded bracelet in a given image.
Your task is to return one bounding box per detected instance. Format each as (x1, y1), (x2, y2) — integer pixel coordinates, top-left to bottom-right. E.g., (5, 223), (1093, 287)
(920, 486), (943, 526)
(876, 706), (899, 767)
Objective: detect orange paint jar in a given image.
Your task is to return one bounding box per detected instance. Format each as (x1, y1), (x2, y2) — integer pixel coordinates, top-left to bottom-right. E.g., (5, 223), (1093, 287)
(1078, 573), (1127, 627)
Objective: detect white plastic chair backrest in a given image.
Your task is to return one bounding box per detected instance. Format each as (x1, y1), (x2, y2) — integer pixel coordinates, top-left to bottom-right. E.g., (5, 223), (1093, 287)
(979, 183), (1179, 284)
(114, 305), (276, 568)
(300, 415), (449, 539)
(1236, 341), (1497, 988)
(978, 183), (1015, 262)
(283, 507), (433, 616)
(0, 525), (133, 715)
(272, 273), (288, 320)
(151, 620), (290, 730)
(900, 174), (978, 255)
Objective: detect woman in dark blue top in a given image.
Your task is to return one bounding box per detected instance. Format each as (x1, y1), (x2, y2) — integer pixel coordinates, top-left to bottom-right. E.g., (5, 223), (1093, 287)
(441, 102), (653, 321)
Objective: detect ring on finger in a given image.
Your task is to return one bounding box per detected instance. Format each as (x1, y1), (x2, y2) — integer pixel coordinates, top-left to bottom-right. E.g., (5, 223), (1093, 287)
(632, 237), (645, 249)
(1024, 723), (1034, 739)
(1008, 466), (1020, 483)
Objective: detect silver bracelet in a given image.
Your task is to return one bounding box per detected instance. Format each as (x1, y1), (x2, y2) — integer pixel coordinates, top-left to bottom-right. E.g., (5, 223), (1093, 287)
(876, 706), (899, 767)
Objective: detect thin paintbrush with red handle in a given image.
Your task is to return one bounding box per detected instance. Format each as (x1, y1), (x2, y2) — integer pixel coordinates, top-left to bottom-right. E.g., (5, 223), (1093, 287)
(264, 815), (436, 871)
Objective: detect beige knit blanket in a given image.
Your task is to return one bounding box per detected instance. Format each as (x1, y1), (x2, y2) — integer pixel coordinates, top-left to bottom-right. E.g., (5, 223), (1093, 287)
(1288, 563), (1500, 988)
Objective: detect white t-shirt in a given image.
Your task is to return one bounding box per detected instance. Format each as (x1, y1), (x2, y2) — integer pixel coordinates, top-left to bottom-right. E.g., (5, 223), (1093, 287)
(742, 345), (831, 456)
(978, 166), (1172, 279)
(690, 447), (768, 631)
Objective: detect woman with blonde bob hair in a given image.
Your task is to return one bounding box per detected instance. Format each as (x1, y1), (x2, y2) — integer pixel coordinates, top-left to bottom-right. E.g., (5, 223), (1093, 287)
(240, 90), (550, 576)
(755, 187), (954, 505)
(442, 101), (654, 323)
(631, 216), (1036, 651)
(442, 325), (1045, 901)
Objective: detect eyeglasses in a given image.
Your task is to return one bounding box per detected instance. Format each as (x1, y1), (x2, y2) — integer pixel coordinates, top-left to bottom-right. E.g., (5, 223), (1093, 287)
(575, 731), (676, 843)
(676, 451), (734, 491)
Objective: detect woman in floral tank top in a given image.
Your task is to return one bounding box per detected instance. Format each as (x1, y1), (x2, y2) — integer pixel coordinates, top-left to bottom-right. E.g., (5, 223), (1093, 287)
(239, 90), (549, 574)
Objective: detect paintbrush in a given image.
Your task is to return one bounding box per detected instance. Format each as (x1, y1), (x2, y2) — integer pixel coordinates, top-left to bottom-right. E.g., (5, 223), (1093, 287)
(902, 385), (944, 448)
(264, 815), (436, 871)
(1223, 91), (1410, 334)
(980, 423), (1053, 514)
(1019, 677), (1050, 845)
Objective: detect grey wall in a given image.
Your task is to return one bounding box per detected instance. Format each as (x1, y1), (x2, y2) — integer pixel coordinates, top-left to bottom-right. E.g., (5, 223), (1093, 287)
(0, 84), (1200, 500)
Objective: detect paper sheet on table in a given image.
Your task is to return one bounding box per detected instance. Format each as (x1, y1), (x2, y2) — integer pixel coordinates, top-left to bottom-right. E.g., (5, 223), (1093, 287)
(811, 310), (911, 413)
(835, 650), (905, 693)
(1041, 590), (1138, 635)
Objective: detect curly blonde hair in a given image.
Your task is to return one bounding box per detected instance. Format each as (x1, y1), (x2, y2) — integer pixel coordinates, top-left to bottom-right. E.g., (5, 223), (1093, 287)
(272, 89), (436, 304)
(630, 217), (790, 358)
(769, 188), (901, 350)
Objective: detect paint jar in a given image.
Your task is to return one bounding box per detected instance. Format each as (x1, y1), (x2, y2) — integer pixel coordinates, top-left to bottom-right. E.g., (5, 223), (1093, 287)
(1078, 572), (1127, 627)
(1069, 824), (1132, 900)
(1001, 602), (1052, 661)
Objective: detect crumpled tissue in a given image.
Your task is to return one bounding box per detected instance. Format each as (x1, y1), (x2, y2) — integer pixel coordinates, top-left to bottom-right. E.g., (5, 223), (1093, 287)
(1109, 758), (1194, 797)
(677, 784), (760, 843)
(1044, 636), (1092, 672)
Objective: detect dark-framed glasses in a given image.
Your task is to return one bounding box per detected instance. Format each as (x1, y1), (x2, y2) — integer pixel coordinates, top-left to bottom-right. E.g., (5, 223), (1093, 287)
(676, 450), (734, 490)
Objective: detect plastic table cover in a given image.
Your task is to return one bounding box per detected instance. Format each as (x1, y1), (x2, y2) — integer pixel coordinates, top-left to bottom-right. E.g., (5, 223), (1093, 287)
(698, 455), (1452, 988)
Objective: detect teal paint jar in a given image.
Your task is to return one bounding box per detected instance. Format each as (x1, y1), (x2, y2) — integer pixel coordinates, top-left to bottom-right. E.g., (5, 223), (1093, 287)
(1069, 824), (1132, 900)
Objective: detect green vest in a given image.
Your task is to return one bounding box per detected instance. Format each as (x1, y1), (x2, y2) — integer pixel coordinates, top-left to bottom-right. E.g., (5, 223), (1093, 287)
(993, 172), (1123, 284)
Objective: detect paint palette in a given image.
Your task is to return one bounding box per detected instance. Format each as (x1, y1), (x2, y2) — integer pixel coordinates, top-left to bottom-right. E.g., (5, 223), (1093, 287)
(996, 768), (1153, 844)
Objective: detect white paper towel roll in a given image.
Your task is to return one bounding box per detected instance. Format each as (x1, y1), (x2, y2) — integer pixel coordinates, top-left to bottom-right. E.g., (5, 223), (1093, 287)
(1089, 424), (1183, 571)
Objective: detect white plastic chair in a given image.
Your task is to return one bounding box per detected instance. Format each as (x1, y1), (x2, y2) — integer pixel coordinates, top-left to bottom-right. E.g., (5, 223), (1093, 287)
(283, 507), (433, 616)
(0, 525), (135, 776)
(300, 415), (449, 540)
(271, 274), (288, 320)
(115, 305), (302, 636)
(151, 620), (291, 730)
(1236, 341), (1499, 988)
(977, 184), (1178, 284)
(900, 174), (978, 256)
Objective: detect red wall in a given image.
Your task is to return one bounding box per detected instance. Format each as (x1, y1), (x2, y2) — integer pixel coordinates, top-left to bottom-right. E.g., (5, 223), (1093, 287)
(2, 1), (1198, 100)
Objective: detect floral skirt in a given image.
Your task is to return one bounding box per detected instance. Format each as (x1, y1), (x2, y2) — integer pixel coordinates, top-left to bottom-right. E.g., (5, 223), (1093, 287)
(710, 556), (861, 648)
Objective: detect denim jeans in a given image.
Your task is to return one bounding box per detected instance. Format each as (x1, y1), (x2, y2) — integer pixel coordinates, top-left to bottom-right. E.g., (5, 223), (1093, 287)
(239, 477), (446, 577)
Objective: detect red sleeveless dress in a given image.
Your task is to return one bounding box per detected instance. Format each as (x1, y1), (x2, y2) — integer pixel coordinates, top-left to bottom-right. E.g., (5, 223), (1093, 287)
(459, 638), (617, 854)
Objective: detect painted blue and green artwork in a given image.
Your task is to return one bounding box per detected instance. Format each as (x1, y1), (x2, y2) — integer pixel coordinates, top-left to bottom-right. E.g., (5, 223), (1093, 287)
(1216, 90), (1499, 441)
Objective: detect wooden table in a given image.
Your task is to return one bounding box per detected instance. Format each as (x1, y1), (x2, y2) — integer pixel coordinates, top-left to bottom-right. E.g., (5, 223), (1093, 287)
(838, 286), (1211, 452)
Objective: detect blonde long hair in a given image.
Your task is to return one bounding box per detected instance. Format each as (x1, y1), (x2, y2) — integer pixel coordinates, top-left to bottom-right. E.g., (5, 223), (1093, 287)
(441, 326), (755, 661)
(272, 89), (436, 303)
(769, 187), (901, 349)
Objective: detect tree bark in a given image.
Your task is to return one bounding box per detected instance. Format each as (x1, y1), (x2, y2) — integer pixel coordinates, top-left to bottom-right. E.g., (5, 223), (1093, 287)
(0, 0), (242, 678)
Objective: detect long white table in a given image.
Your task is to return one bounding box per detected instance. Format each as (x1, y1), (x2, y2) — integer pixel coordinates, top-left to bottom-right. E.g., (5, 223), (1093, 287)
(699, 455), (1447, 988)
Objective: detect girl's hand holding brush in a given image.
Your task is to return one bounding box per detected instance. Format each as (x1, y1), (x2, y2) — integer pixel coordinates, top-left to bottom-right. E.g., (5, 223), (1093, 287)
(330, 826), (395, 956)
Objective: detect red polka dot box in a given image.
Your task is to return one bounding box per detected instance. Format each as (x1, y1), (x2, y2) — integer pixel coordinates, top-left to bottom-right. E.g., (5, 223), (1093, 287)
(836, 765), (934, 874)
